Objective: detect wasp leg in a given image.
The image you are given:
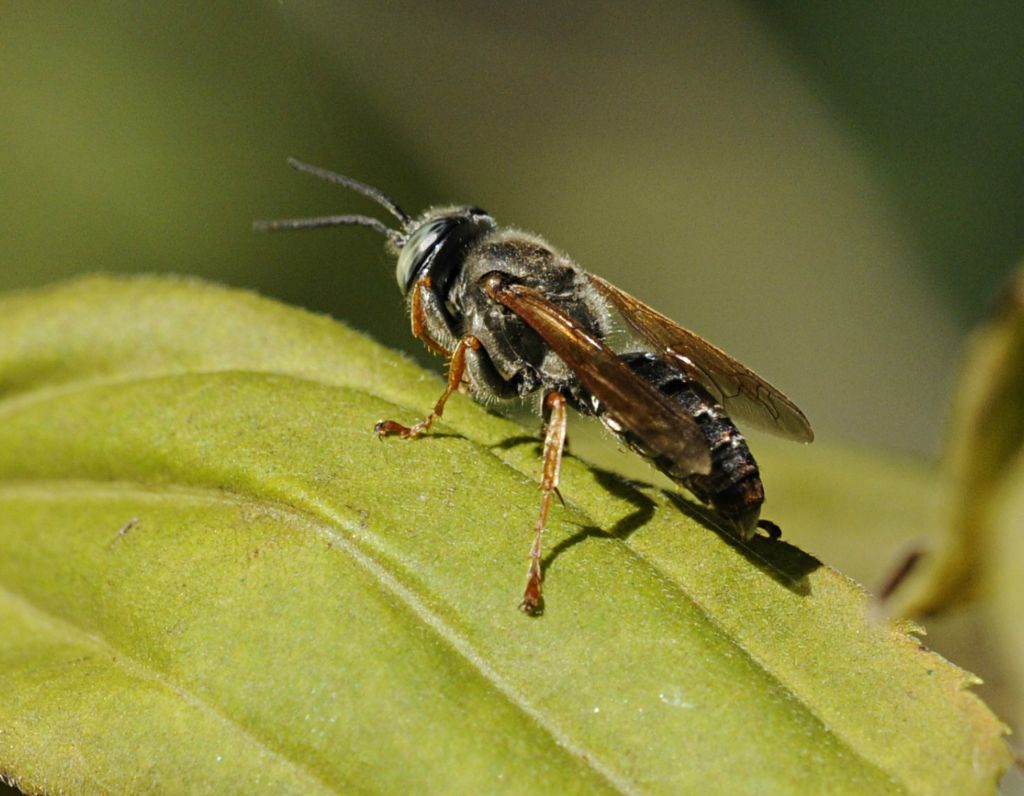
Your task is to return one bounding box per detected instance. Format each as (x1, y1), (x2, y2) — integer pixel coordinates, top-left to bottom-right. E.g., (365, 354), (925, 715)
(521, 391), (568, 616)
(756, 519), (782, 540)
(410, 275), (452, 357)
(374, 335), (481, 439)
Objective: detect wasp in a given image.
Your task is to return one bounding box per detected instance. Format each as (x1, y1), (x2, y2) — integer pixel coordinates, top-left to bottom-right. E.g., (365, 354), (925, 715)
(257, 159), (814, 615)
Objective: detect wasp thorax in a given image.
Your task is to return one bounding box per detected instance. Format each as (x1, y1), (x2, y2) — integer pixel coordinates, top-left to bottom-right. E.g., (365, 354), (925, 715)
(394, 207), (494, 296)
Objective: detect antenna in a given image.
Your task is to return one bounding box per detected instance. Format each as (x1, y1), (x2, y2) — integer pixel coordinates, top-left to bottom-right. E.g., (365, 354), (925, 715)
(252, 214), (401, 246)
(254, 158), (411, 246)
(285, 157), (410, 224)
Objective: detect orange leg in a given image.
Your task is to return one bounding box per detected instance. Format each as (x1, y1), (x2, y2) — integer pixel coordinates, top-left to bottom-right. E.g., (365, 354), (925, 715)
(410, 275), (452, 357)
(374, 335), (480, 439)
(521, 391), (568, 616)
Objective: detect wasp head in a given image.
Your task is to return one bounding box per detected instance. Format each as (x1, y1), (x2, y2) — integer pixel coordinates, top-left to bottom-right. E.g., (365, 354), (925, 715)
(394, 206), (495, 296)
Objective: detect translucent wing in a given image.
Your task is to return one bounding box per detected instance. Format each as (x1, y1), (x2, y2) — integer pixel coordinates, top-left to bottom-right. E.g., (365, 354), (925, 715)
(483, 276), (712, 475)
(590, 274), (814, 442)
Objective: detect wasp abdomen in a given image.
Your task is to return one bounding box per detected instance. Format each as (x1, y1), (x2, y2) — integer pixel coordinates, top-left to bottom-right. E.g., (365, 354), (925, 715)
(574, 352), (764, 538)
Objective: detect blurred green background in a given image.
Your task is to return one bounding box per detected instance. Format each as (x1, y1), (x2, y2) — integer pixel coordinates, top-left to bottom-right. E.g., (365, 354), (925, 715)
(3, 2), (1022, 459)
(2, 3), (1024, 791)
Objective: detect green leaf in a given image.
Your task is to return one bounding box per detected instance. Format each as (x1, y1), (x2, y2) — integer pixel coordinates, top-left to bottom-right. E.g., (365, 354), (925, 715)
(989, 446), (1024, 746)
(0, 276), (1010, 794)
(885, 264), (1024, 747)
(895, 265), (1024, 616)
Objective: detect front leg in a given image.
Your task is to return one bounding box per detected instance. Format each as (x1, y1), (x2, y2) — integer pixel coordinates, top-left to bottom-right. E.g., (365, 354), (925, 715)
(410, 275), (453, 357)
(374, 335), (481, 439)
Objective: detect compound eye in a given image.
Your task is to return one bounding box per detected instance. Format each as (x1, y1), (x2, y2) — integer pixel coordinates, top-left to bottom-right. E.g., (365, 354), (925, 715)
(394, 218), (454, 294)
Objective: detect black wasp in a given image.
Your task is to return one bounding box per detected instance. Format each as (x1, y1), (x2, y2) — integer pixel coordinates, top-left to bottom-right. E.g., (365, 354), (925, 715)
(257, 159), (814, 615)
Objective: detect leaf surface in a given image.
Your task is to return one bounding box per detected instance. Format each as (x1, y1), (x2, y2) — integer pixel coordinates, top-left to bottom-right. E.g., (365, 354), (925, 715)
(0, 276), (1010, 794)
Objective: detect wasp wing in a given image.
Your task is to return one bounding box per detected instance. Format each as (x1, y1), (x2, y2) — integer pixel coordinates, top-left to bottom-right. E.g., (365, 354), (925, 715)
(485, 277), (712, 475)
(590, 274), (814, 443)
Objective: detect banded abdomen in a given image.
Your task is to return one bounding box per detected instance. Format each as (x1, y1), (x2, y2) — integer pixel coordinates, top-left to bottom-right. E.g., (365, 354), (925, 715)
(570, 351), (764, 537)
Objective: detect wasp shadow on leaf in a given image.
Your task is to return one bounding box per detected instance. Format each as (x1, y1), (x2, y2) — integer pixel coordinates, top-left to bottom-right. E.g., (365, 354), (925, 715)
(664, 492), (820, 596)
(541, 466), (658, 576)
(489, 434), (542, 451)
(489, 436), (819, 598)
(542, 462), (818, 598)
